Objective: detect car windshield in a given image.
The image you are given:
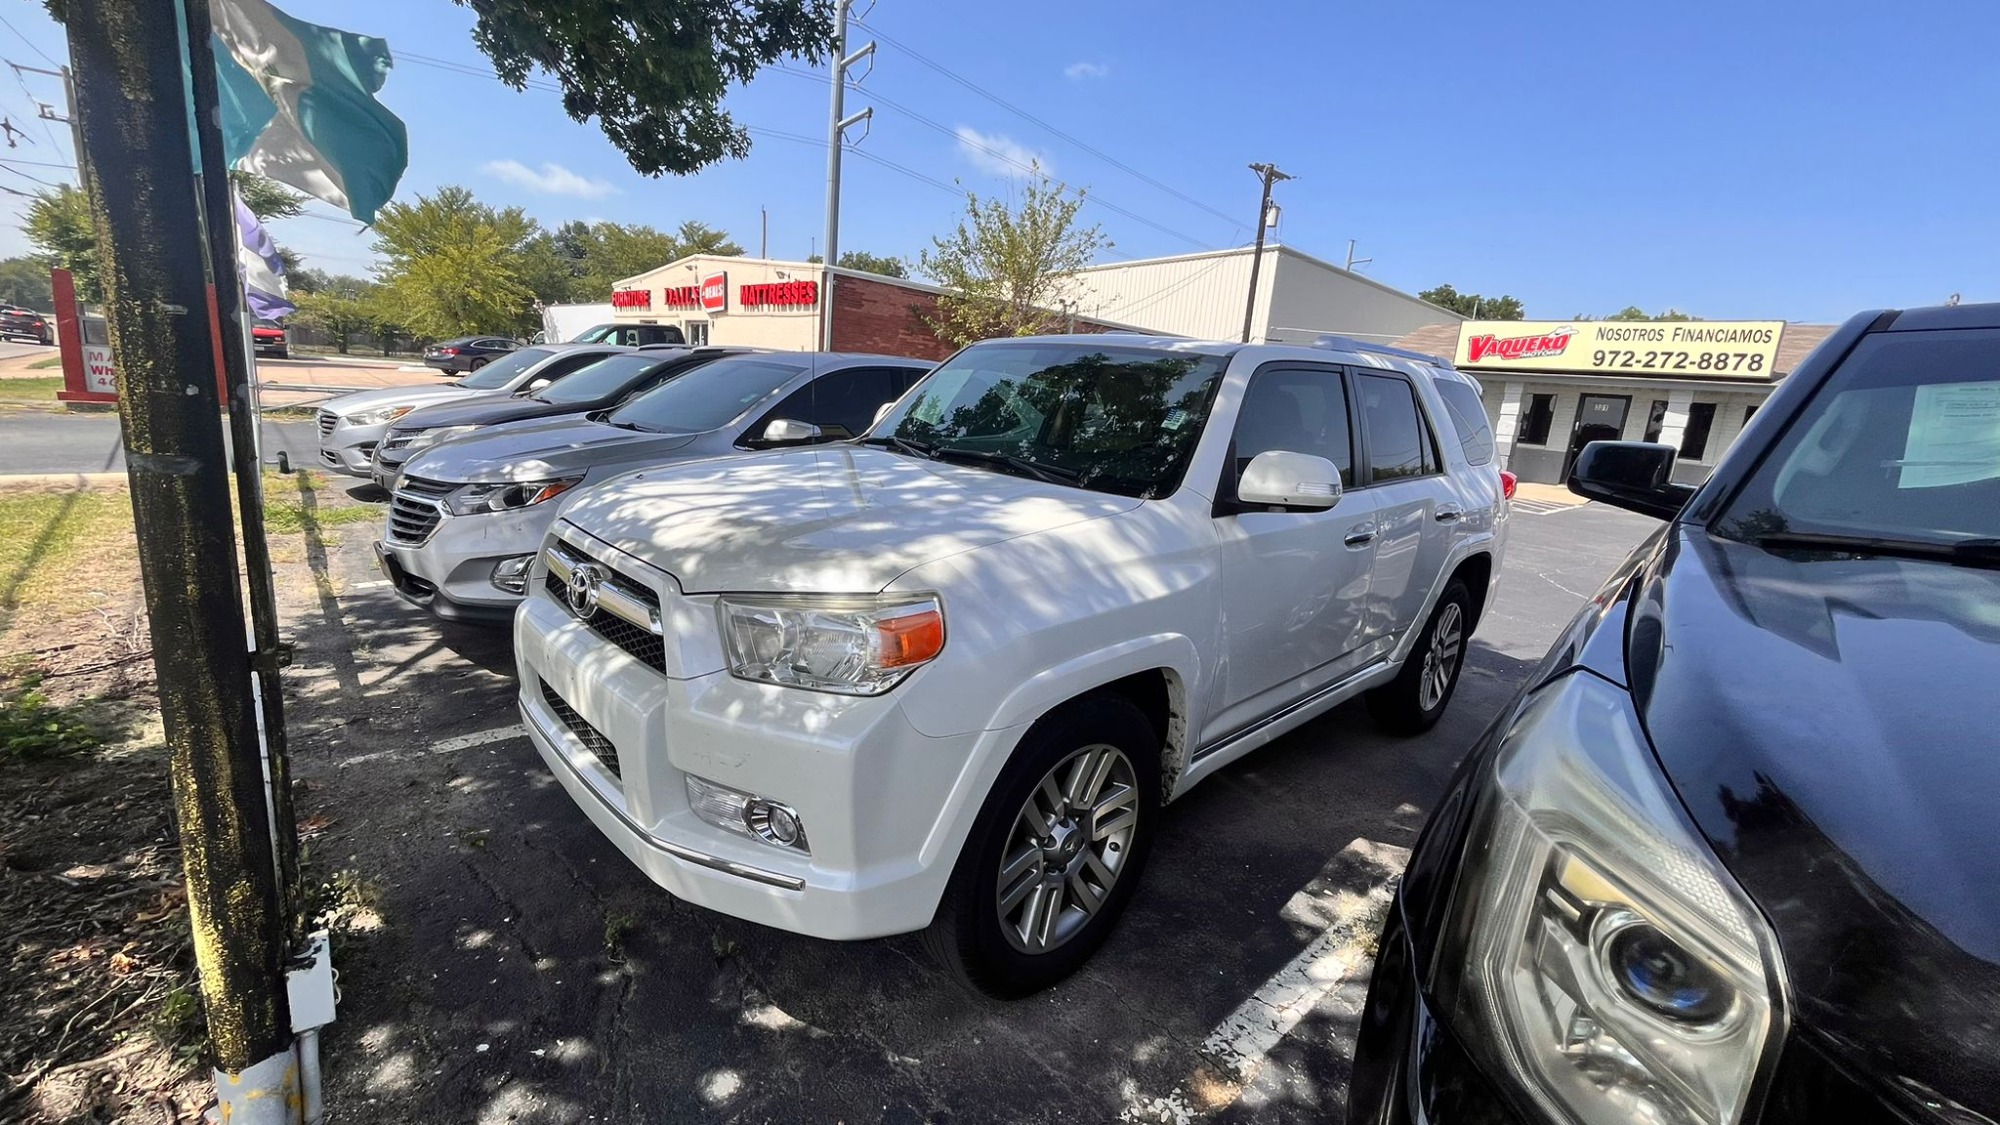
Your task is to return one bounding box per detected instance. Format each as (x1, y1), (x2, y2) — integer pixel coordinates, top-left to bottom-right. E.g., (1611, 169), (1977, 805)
(1716, 328), (2000, 547)
(534, 353), (672, 405)
(873, 342), (1228, 498)
(606, 356), (807, 434)
(458, 346), (556, 390)
(570, 324), (614, 344)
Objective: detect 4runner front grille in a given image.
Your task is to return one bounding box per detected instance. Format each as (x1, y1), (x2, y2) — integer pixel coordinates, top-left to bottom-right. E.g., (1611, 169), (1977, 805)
(539, 680), (620, 778)
(542, 540), (667, 673)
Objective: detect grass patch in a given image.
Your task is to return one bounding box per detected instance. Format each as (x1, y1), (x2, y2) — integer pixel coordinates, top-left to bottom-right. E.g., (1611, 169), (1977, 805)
(26, 354), (63, 370)
(0, 676), (105, 762)
(0, 486), (136, 627)
(0, 376), (66, 403)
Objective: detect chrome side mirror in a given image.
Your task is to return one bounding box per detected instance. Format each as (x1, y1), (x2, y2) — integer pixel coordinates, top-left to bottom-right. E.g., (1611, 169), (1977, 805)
(1236, 450), (1342, 511)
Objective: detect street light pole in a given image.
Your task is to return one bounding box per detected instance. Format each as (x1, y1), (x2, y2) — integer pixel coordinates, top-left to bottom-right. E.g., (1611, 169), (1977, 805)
(1241, 162), (1292, 343)
(819, 0), (873, 351)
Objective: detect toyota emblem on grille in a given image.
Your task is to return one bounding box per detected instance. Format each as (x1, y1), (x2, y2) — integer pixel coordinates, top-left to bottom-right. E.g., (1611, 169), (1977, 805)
(565, 563), (604, 617)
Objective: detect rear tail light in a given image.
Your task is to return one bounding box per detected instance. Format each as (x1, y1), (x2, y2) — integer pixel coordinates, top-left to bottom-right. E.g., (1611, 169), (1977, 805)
(1500, 470), (1518, 500)
(438, 347), (457, 356)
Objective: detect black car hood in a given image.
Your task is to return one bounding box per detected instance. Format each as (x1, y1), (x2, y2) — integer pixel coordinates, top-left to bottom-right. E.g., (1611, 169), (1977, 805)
(394, 395), (585, 432)
(1630, 526), (2000, 1119)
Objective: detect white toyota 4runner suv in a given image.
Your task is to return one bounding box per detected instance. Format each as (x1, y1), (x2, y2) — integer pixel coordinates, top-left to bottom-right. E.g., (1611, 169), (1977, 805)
(516, 334), (1509, 996)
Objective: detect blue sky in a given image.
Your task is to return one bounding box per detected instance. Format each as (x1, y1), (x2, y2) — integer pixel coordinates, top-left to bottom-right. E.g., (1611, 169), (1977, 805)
(0, 0), (1994, 322)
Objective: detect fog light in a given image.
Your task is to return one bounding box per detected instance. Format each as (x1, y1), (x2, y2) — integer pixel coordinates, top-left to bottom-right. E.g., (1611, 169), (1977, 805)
(686, 776), (810, 853)
(491, 555), (534, 594)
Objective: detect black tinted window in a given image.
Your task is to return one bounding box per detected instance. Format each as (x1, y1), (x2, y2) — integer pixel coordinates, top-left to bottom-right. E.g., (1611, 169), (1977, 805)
(1680, 402), (1718, 460)
(762, 366), (911, 439)
(1519, 393), (1555, 445)
(1434, 379), (1495, 466)
(1233, 367), (1353, 486)
(1358, 373), (1437, 482)
(536, 353), (684, 405)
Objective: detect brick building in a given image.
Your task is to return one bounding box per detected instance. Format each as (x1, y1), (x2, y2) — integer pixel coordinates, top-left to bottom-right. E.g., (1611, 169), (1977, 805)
(608, 255), (1132, 361)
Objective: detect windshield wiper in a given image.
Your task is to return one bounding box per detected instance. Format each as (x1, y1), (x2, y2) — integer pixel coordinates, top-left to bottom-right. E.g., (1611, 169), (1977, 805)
(856, 435), (938, 459)
(1748, 531), (2000, 570)
(932, 447), (1081, 486)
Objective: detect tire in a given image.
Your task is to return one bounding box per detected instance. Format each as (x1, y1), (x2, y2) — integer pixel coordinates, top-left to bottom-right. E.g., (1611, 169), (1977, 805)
(920, 695), (1161, 999)
(1367, 580), (1472, 735)
(468, 357), (489, 371)
(273, 347), (288, 359)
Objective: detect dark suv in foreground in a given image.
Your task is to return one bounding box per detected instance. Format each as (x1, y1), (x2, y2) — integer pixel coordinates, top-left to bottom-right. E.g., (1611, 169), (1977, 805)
(1349, 303), (1999, 1125)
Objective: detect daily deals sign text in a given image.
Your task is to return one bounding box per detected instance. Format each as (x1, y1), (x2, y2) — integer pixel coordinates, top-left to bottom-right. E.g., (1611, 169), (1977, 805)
(1454, 320), (1786, 380)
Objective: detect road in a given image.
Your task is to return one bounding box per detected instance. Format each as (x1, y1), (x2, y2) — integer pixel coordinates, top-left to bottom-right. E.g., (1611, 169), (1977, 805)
(0, 339), (56, 364)
(0, 413), (321, 476)
(273, 495), (1658, 1124)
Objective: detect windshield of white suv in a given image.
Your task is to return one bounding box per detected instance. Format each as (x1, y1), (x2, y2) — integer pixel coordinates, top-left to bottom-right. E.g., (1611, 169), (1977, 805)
(1717, 328), (2000, 552)
(605, 357), (808, 433)
(867, 342), (1228, 499)
(457, 346), (556, 390)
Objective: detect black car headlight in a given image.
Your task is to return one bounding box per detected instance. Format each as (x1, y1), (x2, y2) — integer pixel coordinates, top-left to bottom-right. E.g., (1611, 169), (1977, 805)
(1437, 671), (1786, 1125)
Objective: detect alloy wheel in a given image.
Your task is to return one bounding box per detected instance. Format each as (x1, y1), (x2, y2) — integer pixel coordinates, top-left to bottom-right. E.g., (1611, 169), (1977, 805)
(995, 743), (1140, 955)
(1418, 602), (1464, 712)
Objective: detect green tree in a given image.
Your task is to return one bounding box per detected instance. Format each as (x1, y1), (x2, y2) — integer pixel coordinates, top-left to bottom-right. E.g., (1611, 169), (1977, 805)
(450, 0), (837, 176)
(290, 273), (378, 353)
(371, 185), (540, 337)
(1595, 305), (1698, 322)
(0, 256), (56, 309)
(1420, 283), (1524, 321)
(918, 173), (1109, 348)
(672, 219), (744, 258)
(811, 250), (908, 278)
(229, 170), (304, 221)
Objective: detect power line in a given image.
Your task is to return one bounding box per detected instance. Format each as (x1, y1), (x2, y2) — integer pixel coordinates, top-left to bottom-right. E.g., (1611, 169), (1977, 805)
(0, 12), (59, 69)
(0, 156), (68, 169)
(850, 18), (1244, 234)
(768, 65), (1214, 252)
(0, 160), (64, 188)
(747, 125), (968, 199)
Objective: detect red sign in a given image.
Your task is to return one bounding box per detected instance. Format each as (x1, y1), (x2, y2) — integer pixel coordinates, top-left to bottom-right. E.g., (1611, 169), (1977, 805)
(661, 285), (702, 309)
(610, 288), (652, 310)
(700, 272), (728, 314)
(740, 280), (820, 309)
(1465, 327), (1576, 364)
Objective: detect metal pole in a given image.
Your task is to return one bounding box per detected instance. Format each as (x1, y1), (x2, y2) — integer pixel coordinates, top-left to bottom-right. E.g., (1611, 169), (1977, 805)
(1241, 162), (1291, 344)
(820, 2), (849, 351)
(65, 0), (298, 1113)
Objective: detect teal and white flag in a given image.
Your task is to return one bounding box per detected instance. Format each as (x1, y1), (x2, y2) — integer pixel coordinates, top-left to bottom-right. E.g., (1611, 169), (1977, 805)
(212, 0), (408, 224)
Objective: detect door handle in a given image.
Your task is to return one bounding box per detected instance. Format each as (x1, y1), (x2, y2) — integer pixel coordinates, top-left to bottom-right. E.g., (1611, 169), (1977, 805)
(1434, 505), (1464, 523)
(1344, 525), (1376, 547)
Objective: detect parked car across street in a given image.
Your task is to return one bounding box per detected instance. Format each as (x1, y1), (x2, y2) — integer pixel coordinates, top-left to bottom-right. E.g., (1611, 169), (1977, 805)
(512, 333), (1510, 996)
(375, 351), (933, 623)
(251, 318), (288, 358)
(0, 305), (52, 345)
(1348, 302), (2000, 1125)
(422, 335), (520, 374)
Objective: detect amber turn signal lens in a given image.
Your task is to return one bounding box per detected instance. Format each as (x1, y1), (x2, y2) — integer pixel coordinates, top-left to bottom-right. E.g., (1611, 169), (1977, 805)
(876, 608), (945, 668)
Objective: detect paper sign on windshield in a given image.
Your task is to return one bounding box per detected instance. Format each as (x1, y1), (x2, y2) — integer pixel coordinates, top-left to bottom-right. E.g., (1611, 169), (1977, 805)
(1899, 381), (2000, 489)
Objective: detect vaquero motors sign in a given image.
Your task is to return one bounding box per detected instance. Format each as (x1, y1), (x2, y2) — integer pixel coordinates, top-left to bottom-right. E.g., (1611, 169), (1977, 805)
(1454, 319), (1787, 380)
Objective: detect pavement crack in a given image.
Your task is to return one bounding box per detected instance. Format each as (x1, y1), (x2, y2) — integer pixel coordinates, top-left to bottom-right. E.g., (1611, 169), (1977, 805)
(458, 855), (544, 965)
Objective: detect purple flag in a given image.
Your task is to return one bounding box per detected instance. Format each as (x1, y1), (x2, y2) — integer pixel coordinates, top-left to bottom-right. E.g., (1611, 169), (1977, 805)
(234, 195), (296, 320)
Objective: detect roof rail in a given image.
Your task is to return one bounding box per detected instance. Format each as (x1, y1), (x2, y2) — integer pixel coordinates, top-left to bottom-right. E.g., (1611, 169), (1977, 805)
(1311, 334), (1450, 367)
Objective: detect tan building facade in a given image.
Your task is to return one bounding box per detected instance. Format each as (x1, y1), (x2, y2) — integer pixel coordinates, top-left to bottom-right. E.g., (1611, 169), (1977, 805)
(1395, 320), (1837, 485)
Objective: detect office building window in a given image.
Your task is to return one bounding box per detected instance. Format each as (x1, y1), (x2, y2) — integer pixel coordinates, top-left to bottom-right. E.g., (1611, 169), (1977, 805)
(1680, 402), (1718, 461)
(1643, 399), (1669, 443)
(1744, 403), (1759, 427)
(1518, 393), (1555, 445)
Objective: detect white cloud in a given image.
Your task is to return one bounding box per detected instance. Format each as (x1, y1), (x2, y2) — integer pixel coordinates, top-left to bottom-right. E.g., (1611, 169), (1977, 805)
(954, 126), (1053, 178)
(1064, 61), (1109, 81)
(480, 160), (617, 199)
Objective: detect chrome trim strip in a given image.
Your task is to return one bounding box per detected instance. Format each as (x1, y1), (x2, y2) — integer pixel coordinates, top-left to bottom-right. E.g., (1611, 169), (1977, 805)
(544, 540), (663, 635)
(522, 696), (805, 892)
(1189, 659), (1391, 763)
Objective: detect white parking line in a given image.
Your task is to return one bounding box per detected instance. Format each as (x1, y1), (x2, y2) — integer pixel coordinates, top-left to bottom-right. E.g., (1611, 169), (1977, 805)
(346, 579), (391, 591)
(334, 723), (527, 768)
(1122, 836), (1410, 1123)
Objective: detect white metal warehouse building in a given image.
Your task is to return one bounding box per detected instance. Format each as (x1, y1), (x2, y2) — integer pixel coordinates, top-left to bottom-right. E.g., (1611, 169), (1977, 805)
(1062, 245), (1463, 346)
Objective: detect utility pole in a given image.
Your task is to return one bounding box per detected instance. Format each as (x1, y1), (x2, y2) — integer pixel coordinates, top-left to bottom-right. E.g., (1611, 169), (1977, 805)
(760, 205), (768, 259)
(67, 0), (301, 1118)
(1241, 162), (1292, 343)
(820, 0), (874, 350)
(10, 62), (90, 199)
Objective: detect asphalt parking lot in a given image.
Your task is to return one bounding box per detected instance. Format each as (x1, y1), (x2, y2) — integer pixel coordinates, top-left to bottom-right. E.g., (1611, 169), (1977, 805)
(279, 489), (1658, 1125)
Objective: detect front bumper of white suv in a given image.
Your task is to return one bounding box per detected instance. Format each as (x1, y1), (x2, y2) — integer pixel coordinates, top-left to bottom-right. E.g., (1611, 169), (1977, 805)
(513, 525), (1016, 941)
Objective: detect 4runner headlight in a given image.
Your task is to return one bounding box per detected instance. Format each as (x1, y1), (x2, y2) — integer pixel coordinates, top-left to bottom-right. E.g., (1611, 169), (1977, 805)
(444, 478), (582, 515)
(1441, 671), (1785, 1125)
(406, 424), (478, 451)
(347, 404), (413, 426)
(719, 595), (944, 695)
